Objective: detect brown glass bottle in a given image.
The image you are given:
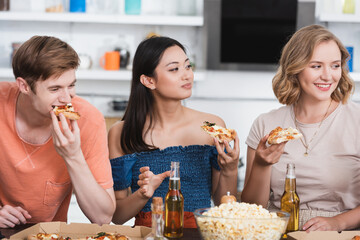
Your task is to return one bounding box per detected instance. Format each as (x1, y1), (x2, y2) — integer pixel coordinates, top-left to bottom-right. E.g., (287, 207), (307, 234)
(281, 163), (300, 235)
(164, 162), (184, 239)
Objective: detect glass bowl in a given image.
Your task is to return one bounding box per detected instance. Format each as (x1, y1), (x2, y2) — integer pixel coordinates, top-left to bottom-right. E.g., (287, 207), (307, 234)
(194, 205), (290, 240)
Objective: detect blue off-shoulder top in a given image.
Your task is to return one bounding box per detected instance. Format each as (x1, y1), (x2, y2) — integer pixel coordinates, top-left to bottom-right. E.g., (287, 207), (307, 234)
(111, 145), (220, 213)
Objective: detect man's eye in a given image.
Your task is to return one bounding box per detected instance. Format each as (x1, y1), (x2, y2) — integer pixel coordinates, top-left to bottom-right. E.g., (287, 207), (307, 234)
(50, 88), (59, 91)
(69, 84), (76, 88)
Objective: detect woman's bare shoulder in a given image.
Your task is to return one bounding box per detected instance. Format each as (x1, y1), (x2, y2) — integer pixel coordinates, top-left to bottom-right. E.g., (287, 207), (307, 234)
(108, 120), (125, 158)
(185, 108), (226, 127)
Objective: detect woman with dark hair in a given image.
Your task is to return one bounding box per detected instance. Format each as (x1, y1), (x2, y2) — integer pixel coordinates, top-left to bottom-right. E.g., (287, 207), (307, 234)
(109, 36), (240, 227)
(242, 25), (360, 231)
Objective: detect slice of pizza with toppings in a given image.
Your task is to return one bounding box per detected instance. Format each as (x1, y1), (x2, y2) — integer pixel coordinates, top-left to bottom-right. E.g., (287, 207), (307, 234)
(53, 103), (80, 120)
(267, 126), (302, 145)
(201, 121), (236, 143)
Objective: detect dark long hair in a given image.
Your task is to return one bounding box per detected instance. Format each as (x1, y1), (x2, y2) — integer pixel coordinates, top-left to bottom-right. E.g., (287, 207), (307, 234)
(121, 36), (186, 154)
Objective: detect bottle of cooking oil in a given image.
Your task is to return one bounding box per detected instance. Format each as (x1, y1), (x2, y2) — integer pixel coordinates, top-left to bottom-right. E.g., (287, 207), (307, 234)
(281, 163), (300, 236)
(164, 161), (184, 238)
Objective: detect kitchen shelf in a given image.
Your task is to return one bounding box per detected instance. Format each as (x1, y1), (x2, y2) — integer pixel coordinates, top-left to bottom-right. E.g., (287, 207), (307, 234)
(318, 13), (360, 23)
(0, 68), (206, 81)
(0, 12), (203, 26)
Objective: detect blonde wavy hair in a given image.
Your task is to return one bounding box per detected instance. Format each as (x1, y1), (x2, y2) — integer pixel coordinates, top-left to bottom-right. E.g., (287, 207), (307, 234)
(272, 24), (354, 105)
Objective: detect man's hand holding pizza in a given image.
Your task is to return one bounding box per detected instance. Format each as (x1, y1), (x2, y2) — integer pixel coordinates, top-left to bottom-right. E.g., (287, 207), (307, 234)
(49, 108), (116, 225)
(50, 110), (82, 162)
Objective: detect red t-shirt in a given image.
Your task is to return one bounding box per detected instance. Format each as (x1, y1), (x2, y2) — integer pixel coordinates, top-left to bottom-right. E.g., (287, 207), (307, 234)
(0, 82), (113, 222)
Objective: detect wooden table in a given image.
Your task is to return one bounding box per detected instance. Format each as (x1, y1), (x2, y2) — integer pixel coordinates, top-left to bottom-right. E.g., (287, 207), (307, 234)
(0, 225), (202, 239)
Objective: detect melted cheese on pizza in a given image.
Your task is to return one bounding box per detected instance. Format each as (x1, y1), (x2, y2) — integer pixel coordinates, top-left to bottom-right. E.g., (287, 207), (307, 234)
(201, 121), (235, 143)
(267, 126), (302, 144)
(53, 103), (74, 113)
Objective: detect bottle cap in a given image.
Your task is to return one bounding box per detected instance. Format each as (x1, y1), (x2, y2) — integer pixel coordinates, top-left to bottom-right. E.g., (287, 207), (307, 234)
(220, 191), (237, 204)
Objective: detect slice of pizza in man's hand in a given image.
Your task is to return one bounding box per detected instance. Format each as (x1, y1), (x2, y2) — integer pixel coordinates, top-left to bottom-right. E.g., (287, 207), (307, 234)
(201, 121), (236, 143)
(267, 126), (302, 145)
(53, 103), (80, 120)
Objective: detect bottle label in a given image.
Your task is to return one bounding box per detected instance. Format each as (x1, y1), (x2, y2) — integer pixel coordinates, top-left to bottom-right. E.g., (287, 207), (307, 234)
(286, 174), (295, 179)
(169, 177), (180, 180)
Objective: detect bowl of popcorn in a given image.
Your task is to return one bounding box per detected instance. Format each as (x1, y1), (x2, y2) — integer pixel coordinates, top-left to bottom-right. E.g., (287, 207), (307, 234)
(194, 202), (290, 240)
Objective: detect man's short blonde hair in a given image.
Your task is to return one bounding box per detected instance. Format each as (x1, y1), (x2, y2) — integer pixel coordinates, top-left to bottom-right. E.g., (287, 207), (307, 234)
(273, 24), (354, 105)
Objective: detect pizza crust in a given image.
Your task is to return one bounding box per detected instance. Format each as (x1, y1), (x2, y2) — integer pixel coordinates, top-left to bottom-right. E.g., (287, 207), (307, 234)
(267, 126), (302, 145)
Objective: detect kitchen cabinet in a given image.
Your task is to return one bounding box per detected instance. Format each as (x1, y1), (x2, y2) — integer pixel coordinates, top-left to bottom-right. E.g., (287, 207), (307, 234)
(0, 10), (205, 82)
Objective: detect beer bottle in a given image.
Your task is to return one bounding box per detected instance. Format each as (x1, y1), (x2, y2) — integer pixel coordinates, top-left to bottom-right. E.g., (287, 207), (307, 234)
(145, 197), (165, 240)
(164, 161), (184, 238)
(281, 163), (300, 235)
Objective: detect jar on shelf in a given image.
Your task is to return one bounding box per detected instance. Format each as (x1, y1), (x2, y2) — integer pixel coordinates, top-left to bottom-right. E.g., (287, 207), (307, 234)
(343, 0), (355, 14)
(45, 0), (65, 12)
(114, 35), (131, 69)
(69, 0), (85, 12)
(0, 0), (9, 11)
(177, 0), (196, 16)
(142, 0), (163, 15)
(124, 0), (141, 15)
(97, 0), (119, 14)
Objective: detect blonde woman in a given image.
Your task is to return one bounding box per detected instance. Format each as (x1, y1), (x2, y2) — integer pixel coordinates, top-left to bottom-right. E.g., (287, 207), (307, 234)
(242, 24), (360, 231)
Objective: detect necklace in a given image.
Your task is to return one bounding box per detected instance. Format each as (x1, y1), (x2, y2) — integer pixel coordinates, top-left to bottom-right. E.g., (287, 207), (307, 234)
(294, 99), (332, 157)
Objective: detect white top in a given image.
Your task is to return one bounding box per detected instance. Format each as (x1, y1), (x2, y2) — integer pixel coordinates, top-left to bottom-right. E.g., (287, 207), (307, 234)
(246, 101), (360, 212)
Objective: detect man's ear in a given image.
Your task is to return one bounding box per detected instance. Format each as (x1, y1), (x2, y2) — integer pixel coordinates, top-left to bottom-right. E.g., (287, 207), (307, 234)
(16, 77), (32, 94)
(140, 74), (156, 90)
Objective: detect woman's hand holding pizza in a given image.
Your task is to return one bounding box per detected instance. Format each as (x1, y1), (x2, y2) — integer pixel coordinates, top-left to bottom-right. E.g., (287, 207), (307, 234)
(50, 111), (82, 162)
(214, 132), (240, 176)
(0, 205), (31, 228)
(137, 166), (171, 199)
(254, 135), (286, 167)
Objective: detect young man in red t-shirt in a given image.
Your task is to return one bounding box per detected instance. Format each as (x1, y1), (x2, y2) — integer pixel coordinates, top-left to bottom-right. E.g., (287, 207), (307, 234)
(0, 36), (115, 228)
